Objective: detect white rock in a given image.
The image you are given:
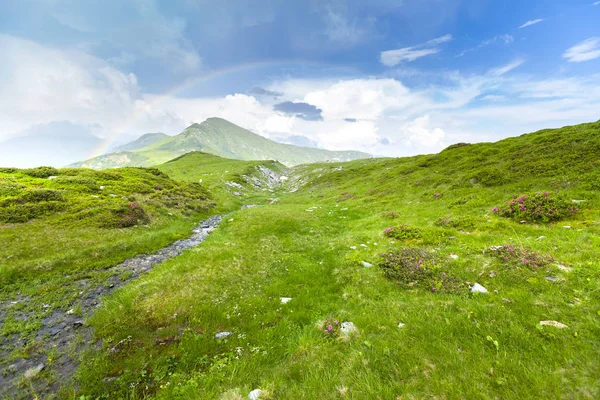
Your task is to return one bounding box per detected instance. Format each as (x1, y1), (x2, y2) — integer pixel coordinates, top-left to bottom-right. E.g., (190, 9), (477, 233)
(305, 209), (314, 212)
(397, 322), (405, 328)
(48, 176), (57, 180)
(214, 332), (233, 339)
(99, 186), (105, 190)
(66, 309), (74, 315)
(563, 226), (571, 229)
(360, 244), (367, 248)
(280, 297), (292, 304)
(449, 254), (459, 260)
(109, 194), (117, 198)
(248, 389), (263, 400)
(362, 261), (373, 268)
(228, 218), (234, 222)
(24, 363), (45, 379)
(556, 264), (572, 272)
(540, 320), (568, 329)
(340, 321), (358, 335)
(198, 179), (203, 183)
(350, 246), (357, 250)
(470, 283), (488, 294)
(536, 236), (546, 241)
(571, 199), (585, 204)
(280, 176), (289, 181)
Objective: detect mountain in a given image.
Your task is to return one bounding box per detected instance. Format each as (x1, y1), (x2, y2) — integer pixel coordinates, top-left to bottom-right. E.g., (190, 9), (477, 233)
(0, 121), (104, 168)
(111, 132), (170, 152)
(71, 117), (371, 169)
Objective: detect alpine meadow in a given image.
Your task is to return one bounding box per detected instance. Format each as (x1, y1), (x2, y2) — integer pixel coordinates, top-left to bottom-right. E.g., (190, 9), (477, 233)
(1, 120), (599, 399)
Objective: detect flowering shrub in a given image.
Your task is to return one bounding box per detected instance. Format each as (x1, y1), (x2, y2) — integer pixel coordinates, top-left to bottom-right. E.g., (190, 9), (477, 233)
(380, 210), (398, 220)
(384, 224), (421, 241)
(115, 202), (150, 228)
(493, 192), (578, 222)
(433, 192), (441, 199)
(379, 248), (461, 292)
(322, 315), (341, 338)
(488, 244), (554, 271)
(435, 215), (477, 230)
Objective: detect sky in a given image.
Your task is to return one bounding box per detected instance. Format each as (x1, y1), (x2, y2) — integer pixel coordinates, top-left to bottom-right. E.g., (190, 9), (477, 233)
(1, 0), (599, 158)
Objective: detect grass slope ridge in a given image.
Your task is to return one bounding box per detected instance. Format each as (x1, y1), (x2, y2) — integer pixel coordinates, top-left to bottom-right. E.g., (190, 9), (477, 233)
(71, 117), (371, 169)
(111, 132), (170, 153)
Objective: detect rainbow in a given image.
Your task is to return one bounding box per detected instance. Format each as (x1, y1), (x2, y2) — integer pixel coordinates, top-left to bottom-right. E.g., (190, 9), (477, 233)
(87, 59), (341, 159)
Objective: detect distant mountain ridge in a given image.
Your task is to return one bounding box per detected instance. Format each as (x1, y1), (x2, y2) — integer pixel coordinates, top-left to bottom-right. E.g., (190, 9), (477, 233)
(71, 118), (371, 169)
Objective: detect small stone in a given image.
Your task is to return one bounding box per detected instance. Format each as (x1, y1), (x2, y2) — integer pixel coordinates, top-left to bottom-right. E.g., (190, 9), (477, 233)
(470, 283), (488, 294)
(536, 236), (546, 241)
(280, 297), (292, 304)
(362, 261), (373, 268)
(350, 246), (356, 250)
(562, 226), (571, 229)
(109, 194), (117, 198)
(540, 320), (568, 329)
(99, 186), (105, 190)
(571, 199), (585, 204)
(397, 322), (405, 328)
(214, 332), (233, 339)
(66, 309), (74, 315)
(520, 220), (527, 224)
(449, 254), (459, 260)
(42, 303), (50, 308)
(360, 244), (367, 248)
(48, 175), (57, 180)
(24, 363), (45, 379)
(545, 276), (559, 282)
(340, 321), (358, 336)
(228, 219), (234, 222)
(556, 264), (572, 272)
(73, 319), (84, 327)
(248, 389), (263, 400)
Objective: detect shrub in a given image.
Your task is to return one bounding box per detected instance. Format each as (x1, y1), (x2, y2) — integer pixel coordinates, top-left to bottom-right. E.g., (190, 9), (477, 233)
(379, 248), (461, 292)
(384, 224), (421, 241)
(488, 244), (554, 271)
(493, 191), (578, 222)
(0, 181), (24, 197)
(112, 202), (150, 228)
(436, 215), (478, 230)
(0, 202), (67, 223)
(21, 189), (64, 203)
(22, 166), (59, 178)
(321, 315), (341, 338)
(380, 210), (398, 220)
(472, 167), (509, 187)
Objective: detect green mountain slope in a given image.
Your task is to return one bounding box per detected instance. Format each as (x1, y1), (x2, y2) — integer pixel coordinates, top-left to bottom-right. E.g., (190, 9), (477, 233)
(71, 117), (370, 169)
(111, 132), (170, 152)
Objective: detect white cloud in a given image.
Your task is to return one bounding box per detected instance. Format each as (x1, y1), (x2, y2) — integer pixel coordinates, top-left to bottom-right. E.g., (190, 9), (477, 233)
(519, 19), (544, 28)
(562, 37), (600, 62)
(594, 1), (600, 5)
(481, 95), (507, 102)
(489, 59), (525, 76)
(380, 34), (452, 66)
(458, 34), (513, 57)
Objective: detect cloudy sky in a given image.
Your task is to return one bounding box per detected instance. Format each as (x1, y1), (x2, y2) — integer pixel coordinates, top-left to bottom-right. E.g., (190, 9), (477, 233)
(1, 0), (600, 157)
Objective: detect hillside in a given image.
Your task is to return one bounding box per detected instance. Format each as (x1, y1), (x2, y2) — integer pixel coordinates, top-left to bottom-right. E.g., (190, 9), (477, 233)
(2, 120), (600, 399)
(111, 132), (170, 152)
(70, 117), (371, 169)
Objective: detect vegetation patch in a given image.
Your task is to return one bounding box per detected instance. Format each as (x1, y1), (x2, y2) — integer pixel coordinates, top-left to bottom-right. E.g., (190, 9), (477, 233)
(435, 214), (479, 230)
(493, 191), (578, 222)
(487, 244), (555, 271)
(380, 210), (398, 220)
(379, 248), (462, 292)
(384, 224), (422, 241)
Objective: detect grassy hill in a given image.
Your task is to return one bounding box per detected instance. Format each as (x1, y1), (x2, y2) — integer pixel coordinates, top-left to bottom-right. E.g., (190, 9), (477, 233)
(71, 118), (371, 169)
(3, 120), (600, 399)
(111, 132), (170, 153)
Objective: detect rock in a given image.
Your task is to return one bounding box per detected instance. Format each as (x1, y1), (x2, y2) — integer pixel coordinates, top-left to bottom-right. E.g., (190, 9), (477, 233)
(214, 332), (233, 339)
(66, 309), (74, 315)
(248, 389), (263, 400)
(397, 322), (405, 328)
(562, 225), (571, 229)
(362, 261), (373, 268)
(198, 179), (203, 183)
(233, 192), (242, 196)
(280, 176), (289, 181)
(556, 264), (572, 272)
(99, 186), (105, 190)
(350, 246), (357, 250)
(360, 244), (367, 248)
(449, 254), (459, 260)
(571, 199), (585, 204)
(48, 175), (57, 180)
(470, 283), (488, 294)
(545, 276), (559, 282)
(540, 320), (568, 329)
(109, 194), (117, 198)
(24, 363), (45, 379)
(280, 297), (292, 304)
(73, 319), (84, 327)
(340, 321), (358, 336)
(536, 236), (546, 241)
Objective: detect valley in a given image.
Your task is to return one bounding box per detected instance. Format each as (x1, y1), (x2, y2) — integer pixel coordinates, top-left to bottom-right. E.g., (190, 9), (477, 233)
(1, 121), (599, 399)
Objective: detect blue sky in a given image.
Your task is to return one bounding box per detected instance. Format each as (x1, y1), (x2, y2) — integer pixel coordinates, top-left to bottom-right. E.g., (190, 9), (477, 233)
(1, 0), (599, 157)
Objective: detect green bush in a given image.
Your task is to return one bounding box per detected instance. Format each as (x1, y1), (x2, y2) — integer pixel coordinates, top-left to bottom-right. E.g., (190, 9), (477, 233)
(487, 244), (554, 271)
(22, 166), (59, 178)
(0, 201), (67, 223)
(436, 215), (478, 230)
(0, 181), (24, 197)
(384, 224), (421, 240)
(109, 202), (151, 228)
(472, 168), (510, 187)
(493, 191), (578, 222)
(379, 248), (461, 292)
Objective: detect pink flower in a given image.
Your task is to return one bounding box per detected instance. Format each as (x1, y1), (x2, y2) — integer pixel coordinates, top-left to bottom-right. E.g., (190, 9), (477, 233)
(328, 324), (333, 331)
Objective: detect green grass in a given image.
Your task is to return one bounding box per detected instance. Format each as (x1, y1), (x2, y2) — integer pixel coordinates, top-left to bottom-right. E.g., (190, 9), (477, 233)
(4, 120), (600, 399)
